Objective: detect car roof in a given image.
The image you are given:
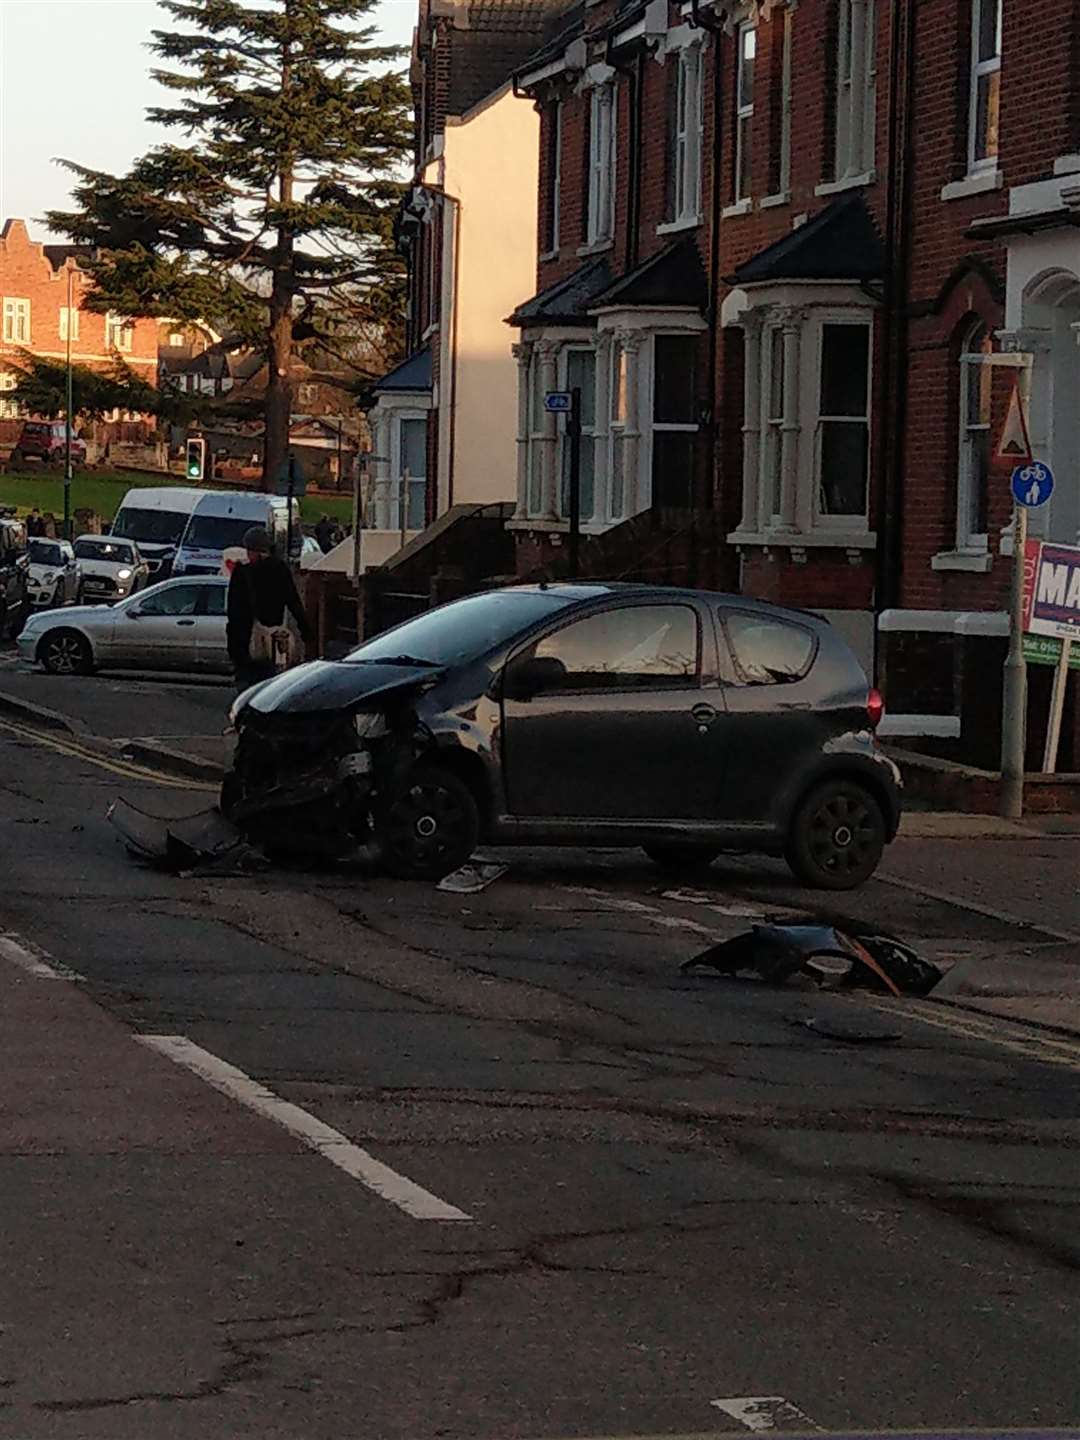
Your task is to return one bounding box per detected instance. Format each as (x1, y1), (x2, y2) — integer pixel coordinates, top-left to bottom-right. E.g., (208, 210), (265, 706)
(506, 583), (831, 631)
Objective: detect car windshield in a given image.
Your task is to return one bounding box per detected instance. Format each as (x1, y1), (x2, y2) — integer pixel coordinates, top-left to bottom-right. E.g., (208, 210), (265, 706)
(29, 541), (63, 566)
(184, 515), (260, 550)
(74, 539), (134, 563)
(348, 589), (580, 668)
(112, 507), (188, 545)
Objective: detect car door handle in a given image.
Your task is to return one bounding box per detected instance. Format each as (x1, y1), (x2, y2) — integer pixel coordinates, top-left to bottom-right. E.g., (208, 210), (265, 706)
(176, 619), (195, 626)
(691, 703), (718, 726)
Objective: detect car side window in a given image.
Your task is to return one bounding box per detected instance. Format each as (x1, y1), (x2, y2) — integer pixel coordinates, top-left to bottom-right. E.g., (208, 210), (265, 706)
(202, 585), (227, 617)
(138, 584), (202, 617)
(720, 610), (816, 686)
(529, 605), (699, 690)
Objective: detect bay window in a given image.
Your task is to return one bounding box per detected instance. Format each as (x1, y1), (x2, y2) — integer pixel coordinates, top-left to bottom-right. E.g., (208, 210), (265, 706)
(608, 338), (628, 519)
(816, 322), (871, 521)
(650, 335), (698, 508)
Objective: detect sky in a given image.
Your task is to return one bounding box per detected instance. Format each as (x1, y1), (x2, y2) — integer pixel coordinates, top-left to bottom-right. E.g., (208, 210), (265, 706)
(0, 0), (417, 240)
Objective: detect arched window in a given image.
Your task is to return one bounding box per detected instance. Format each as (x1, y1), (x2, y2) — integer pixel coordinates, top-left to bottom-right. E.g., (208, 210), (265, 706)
(957, 320), (992, 551)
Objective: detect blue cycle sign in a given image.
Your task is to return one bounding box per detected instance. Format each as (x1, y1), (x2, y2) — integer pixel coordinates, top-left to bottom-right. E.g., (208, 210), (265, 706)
(1011, 460), (1054, 508)
(544, 391), (572, 413)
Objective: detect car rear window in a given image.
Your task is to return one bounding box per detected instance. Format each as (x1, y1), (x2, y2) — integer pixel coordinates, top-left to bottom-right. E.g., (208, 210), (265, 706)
(720, 610), (816, 686)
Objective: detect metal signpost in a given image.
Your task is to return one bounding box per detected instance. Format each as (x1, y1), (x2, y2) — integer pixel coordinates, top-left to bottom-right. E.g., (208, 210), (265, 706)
(63, 266), (74, 541)
(545, 389), (581, 577)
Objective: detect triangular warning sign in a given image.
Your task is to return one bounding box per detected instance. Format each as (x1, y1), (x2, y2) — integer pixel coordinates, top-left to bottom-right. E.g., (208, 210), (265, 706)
(997, 379), (1033, 461)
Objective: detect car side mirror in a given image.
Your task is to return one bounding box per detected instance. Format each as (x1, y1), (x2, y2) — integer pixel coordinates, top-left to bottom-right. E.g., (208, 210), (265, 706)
(504, 655), (567, 702)
(127, 607), (143, 619)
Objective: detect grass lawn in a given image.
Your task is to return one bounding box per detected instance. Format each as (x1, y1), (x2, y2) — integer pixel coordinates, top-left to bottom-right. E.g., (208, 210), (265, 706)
(0, 468), (354, 527)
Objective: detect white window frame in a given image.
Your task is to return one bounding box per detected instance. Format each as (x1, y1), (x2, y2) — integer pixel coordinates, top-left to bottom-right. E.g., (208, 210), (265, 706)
(587, 85), (616, 247)
(2, 297), (30, 344)
(389, 410), (428, 533)
(59, 306), (80, 343)
(559, 344), (597, 522)
(526, 351), (548, 518)
(105, 312), (134, 353)
(813, 317), (873, 529)
(957, 322), (992, 551)
(672, 47), (704, 225)
(734, 23), (756, 203)
(168, 330), (184, 347)
(607, 338), (629, 521)
(833, 0), (876, 181)
(0, 370), (19, 420)
(968, 0), (1002, 173)
(762, 324), (786, 523)
(776, 7), (793, 196)
(648, 332), (699, 509)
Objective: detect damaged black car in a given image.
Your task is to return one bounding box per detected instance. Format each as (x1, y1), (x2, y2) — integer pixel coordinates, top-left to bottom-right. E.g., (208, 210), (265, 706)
(221, 583), (902, 887)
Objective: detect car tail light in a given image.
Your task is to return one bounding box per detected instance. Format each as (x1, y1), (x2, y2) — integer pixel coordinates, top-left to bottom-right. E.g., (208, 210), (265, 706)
(867, 688), (885, 729)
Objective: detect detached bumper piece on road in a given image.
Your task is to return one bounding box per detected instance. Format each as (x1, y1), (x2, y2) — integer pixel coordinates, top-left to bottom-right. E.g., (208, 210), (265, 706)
(107, 798), (267, 875)
(684, 924), (943, 998)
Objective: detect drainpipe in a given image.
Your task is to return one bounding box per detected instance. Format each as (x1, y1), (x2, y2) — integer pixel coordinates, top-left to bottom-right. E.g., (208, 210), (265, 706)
(875, 0), (918, 658)
(690, 0), (725, 513)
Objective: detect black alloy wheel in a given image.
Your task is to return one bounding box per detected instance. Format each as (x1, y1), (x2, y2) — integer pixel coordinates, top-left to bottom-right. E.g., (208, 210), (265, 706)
(378, 765), (480, 881)
(39, 629), (93, 676)
(785, 779), (886, 891)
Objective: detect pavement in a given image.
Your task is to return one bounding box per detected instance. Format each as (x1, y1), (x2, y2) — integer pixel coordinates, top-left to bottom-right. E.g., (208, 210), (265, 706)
(0, 655), (1079, 1438)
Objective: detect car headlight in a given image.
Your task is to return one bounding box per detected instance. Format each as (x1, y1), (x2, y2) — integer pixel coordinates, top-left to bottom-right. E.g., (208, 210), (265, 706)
(117, 567), (132, 580)
(353, 711), (388, 740)
(41, 573), (55, 585)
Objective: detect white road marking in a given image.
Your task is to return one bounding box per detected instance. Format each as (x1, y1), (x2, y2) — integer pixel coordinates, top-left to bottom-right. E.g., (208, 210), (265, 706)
(137, 1035), (472, 1223)
(710, 1396), (820, 1432)
(565, 886), (719, 939)
(876, 871), (1080, 945)
(0, 932), (83, 982)
(865, 995), (1080, 1074)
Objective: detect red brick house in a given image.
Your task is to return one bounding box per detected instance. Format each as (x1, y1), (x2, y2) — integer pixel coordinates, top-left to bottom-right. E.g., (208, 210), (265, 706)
(507, 0), (1080, 760)
(0, 218), (159, 440)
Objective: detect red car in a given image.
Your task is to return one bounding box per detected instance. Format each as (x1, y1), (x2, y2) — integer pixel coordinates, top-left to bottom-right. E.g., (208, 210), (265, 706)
(12, 421), (87, 465)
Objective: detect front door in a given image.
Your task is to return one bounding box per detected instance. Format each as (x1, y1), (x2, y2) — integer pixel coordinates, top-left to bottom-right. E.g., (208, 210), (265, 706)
(112, 582), (204, 670)
(501, 602), (724, 821)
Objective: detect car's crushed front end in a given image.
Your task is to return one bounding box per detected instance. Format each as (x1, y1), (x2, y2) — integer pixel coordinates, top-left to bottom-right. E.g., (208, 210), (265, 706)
(221, 661), (447, 861)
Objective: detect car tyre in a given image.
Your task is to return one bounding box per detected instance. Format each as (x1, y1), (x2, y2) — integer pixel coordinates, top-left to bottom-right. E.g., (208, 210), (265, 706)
(377, 764), (479, 881)
(39, 628), (93, 676)
(784, 779), (885, 891)
(643, 842), (723, 872)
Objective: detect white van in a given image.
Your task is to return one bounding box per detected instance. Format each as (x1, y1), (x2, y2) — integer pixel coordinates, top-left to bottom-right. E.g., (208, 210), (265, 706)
(110, 487), (209, 581)
(173, 491), (293, 576)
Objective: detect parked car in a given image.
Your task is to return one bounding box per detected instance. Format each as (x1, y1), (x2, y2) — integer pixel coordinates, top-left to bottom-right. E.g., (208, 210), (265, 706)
(72, 535), (149, 603)
(0, 517), (29, 637)
(27, 538), (79, 608)
(11, 421), (88, 466)
(110, 485), (212, 581)
(223, 585), (901, 889)
(17, 575), (230, 676)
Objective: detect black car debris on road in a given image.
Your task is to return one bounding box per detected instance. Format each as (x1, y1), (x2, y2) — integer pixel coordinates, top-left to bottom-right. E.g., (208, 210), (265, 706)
(222, 583), (901, 888)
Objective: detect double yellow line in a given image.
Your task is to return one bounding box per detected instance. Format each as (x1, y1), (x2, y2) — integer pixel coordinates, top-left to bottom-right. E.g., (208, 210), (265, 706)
(0, 715), (217, 793)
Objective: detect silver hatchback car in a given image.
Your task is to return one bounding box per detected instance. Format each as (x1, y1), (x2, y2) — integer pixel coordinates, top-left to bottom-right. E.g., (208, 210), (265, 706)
(18, 575), (231, 676)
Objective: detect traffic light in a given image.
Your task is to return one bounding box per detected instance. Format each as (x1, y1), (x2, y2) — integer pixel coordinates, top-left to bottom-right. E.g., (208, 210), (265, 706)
(185, 436), (206, 481)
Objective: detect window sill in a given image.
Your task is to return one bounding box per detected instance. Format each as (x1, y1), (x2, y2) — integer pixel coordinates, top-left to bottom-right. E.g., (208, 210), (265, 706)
(506, 516), (615, 536)
(1053, 154), (1080, 177)
(728, 527), (877, 551)
(721, 198), (753, 219)
(576, 238), (615, 257)
(421, 322), (440, 342)
(759, 191), (791, 210)
(814, 170), (876, 197)
(538, 247), (560, 263)
(931, 548), (993, 573)
(656, 215), (703, 236)
(940, 169), (1003, 202)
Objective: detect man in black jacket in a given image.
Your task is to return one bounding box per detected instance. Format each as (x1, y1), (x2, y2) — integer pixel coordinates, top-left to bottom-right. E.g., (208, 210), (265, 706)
(226, 526), (312, 691)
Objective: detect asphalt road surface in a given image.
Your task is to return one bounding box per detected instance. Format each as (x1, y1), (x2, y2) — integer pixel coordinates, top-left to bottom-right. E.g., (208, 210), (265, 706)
(1, 687), (1078, 1440)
